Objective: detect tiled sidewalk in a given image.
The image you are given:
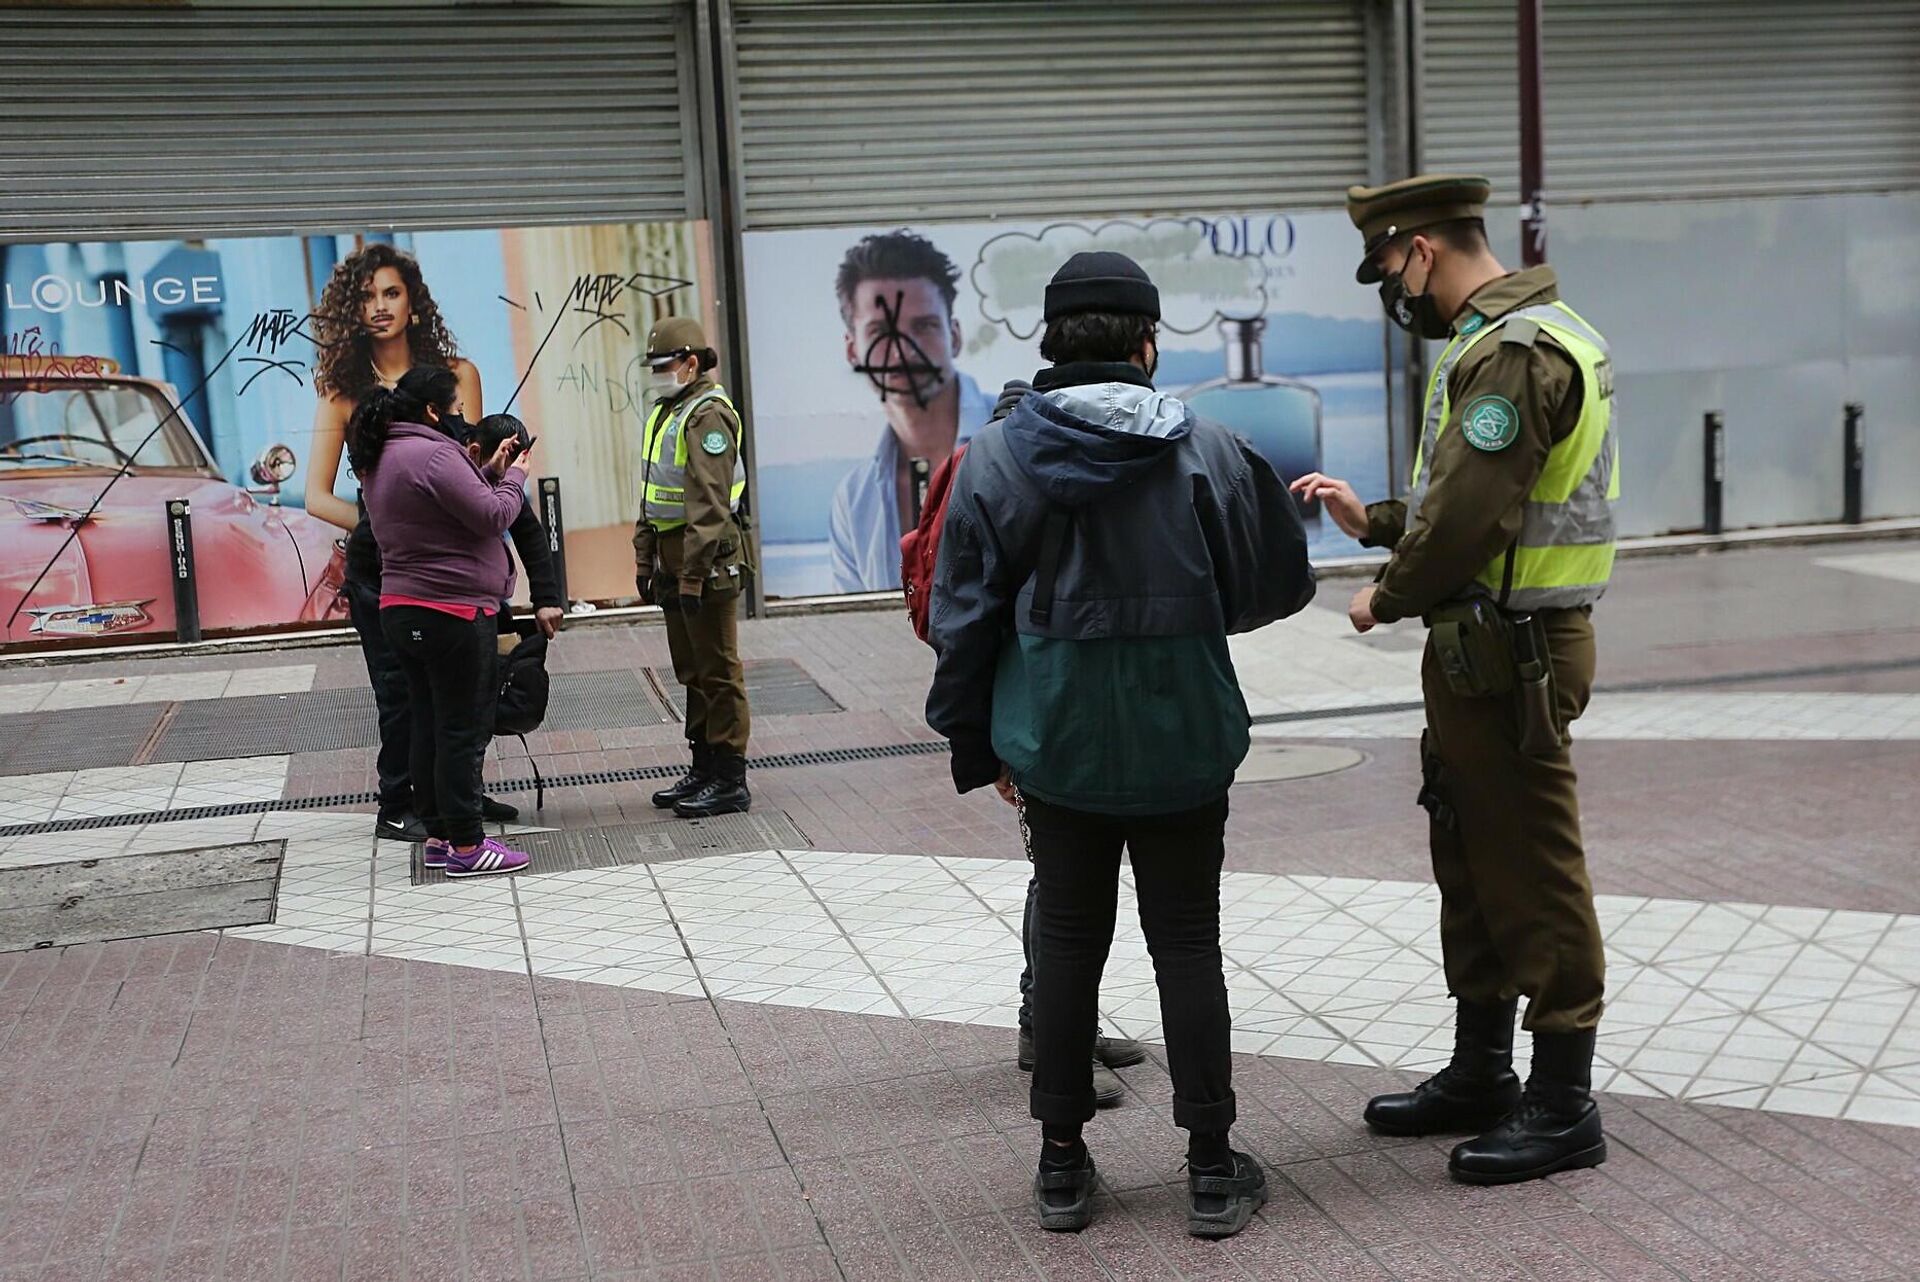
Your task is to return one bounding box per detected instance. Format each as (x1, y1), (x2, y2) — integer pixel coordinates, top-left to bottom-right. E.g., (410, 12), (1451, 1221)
(1, 539), (1918, 1280)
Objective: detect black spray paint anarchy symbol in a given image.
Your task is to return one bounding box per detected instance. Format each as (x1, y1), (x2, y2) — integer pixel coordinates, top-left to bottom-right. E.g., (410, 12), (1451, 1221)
(850, 289), (945, 409)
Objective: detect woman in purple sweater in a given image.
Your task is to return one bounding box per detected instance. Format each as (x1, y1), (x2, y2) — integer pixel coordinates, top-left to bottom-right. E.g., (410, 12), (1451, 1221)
(349, 365), (534, 878)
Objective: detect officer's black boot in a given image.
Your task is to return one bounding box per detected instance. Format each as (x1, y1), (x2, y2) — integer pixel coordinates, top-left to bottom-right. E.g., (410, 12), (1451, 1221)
(1364, 999), (1521, 1136)
(673, 749), (751, 818)
(1449, 1028), (1606, 1185)
(652, 743), (712, 809)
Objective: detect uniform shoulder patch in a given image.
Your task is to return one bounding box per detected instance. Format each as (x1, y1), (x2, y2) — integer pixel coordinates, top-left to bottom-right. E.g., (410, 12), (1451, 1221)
(1460, 395), (1521, 451)
(700, 429), (730, 456)
(1457, 313), (1486, 336)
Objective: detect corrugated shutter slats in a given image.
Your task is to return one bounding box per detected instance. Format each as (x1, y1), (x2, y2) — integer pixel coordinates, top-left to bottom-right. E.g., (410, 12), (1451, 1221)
(0, 6), (689, 242)
(735, 1), (1370, 228)
(1423, 0), (1920, 201)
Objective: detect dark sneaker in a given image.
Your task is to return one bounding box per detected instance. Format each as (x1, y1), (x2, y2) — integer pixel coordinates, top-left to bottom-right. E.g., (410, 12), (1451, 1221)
(480, 795), (519, 824)
(376, 810), (429, 843)
(1033, 1150), (1097, 1233)
(1187, 1150), (1267, 1239)
(1018, 1028), (1148, 1071)
(445, 837), (531, 879)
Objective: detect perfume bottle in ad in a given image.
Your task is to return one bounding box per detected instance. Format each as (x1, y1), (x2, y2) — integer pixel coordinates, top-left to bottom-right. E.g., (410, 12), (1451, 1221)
(1180, 317), (1323, 522)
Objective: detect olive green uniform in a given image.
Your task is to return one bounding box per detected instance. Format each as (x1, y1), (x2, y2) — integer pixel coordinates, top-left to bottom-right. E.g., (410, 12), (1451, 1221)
(1363, 266), (1605, 1034)
(633, 374), (752, 756)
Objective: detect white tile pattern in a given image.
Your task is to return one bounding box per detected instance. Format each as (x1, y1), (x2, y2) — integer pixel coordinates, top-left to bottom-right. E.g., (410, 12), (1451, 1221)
(0, 664), (313, 714)
(188, 817), (1920, 1131)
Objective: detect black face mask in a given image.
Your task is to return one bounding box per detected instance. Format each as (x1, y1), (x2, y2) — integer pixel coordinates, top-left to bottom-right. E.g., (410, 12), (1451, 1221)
(1379, 261), (1452, 341)
(437, 410), (476, 444)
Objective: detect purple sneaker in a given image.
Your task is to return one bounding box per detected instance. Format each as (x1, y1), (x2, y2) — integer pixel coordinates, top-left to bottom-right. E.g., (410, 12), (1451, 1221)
(421, 839), (451, 870)
(444, 837), (530, 879)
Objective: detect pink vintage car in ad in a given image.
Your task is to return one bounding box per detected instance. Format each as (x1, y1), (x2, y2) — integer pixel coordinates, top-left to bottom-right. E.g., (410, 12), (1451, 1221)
(0, 356), (348, 644)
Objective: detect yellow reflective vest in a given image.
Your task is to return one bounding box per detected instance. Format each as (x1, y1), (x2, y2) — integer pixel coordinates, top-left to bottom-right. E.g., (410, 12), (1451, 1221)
(1408, 301), (1620, 610)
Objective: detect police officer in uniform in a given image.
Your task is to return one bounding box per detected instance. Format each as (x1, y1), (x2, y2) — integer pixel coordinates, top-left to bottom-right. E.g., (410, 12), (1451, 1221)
(1293, 175), (1618, 1185)
(633, 317), (753, 818)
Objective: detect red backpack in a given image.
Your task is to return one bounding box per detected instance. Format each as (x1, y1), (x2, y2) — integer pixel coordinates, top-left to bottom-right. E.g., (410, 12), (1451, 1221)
(900, 443), (968, 644)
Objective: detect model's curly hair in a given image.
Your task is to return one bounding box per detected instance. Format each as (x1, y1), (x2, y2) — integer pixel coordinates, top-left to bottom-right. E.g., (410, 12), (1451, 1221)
(312, 243), (459, 400)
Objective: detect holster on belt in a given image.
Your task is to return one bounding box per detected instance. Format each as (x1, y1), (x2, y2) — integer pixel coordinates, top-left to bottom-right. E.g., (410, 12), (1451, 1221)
(1509, 611), (1563, 756)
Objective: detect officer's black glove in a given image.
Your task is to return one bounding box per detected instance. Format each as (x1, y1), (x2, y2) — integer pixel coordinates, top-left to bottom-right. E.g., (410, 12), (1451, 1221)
(677, 593), (703, 617)
(635, 576), (655, 606)
(991, 379), (1032, 422)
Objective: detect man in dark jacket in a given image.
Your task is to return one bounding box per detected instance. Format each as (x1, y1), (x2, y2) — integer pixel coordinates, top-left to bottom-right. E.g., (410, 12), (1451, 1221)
(347, 480), (563, 843)
(926, 252), (1315, 1238)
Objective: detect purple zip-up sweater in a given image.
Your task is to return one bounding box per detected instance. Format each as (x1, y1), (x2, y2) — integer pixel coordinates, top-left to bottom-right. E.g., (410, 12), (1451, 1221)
(362, 421), (526, 611)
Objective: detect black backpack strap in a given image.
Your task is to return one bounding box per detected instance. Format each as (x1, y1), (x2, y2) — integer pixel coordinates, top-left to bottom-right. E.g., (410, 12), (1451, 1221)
(518, 733), (545, 812)
(1029, 508), (1071, 627)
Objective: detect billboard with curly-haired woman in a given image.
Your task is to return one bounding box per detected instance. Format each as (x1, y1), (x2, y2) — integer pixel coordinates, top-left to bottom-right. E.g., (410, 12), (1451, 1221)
(0, 221), (712, 647)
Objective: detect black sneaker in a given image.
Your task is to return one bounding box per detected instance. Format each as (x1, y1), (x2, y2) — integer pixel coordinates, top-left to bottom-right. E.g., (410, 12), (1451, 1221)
(375, 810), (428, 843)
(1033, 1149), (1097, 1233)
(1187, 1150), (1267, 1239)
(480, 795), (519, 824)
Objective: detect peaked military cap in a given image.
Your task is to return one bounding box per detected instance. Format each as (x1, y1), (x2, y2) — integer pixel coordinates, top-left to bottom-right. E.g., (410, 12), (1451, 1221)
(1346, 174), (1493, 283)
(646, 315), (707, 361)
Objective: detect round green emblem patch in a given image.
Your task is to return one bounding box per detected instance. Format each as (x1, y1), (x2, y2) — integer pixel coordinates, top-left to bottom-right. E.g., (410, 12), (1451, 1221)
(700, 430), (729, 456)
(1460, 395), (1520, 452)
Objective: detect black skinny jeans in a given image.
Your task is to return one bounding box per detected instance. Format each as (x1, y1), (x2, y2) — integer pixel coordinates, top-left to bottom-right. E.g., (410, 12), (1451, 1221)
(1025, 793), (1236, 1135)
(379, 606), (496, 847)
(347, 580), (413, 815)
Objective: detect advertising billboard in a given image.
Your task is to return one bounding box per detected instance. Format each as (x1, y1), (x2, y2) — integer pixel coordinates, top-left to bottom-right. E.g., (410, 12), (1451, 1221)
(743, 210), (1393, 598)
(0, 223), (714, 644)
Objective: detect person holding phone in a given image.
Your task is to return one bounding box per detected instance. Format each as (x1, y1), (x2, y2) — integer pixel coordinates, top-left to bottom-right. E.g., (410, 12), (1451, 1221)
(353, 365), (535, 878)
(309, 245), (554, 840)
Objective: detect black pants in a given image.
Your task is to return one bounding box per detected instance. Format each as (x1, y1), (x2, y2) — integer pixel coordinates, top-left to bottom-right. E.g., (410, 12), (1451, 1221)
(380, 606), (496, 847)
(1025, 793), (1235, 1134)
(347, 580), (413, 815)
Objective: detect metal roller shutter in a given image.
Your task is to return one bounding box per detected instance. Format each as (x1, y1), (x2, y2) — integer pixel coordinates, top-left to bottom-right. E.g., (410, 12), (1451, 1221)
(0, 4), (694, 243)
(734, 0), (1371, 228)
(1423, 0), (1920, 202)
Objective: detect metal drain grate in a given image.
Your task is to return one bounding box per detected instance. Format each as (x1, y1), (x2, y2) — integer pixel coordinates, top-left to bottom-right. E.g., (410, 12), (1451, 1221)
(546, 671), (671, 730)
(0, 739), (952, 840)
(0, 840), (284, 952)
(153, 687), (381, 761)
(653, 658), (842, 718)
(409, 810), (811, 885)
(0, 704), (170, 776)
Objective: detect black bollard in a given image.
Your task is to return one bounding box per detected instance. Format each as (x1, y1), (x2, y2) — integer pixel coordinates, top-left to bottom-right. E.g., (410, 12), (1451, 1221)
(167, 499), (201, 643)
(909, 457), (931, 528)
(538, 476), (570, 605)
(1843, 403), (1864, 525)
(1703, 412), (1725, 536)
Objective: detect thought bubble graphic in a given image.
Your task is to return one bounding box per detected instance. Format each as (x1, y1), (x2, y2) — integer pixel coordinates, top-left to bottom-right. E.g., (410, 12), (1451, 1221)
(971, 219), (1271, 340)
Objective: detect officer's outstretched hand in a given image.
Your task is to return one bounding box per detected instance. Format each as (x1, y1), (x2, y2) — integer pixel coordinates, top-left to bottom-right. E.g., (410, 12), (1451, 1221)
(1290, 472), (1369, 541)
(677, 593), (703, 618)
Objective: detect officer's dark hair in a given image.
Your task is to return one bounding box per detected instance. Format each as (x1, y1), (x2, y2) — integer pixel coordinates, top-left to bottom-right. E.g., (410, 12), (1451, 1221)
(835, 230), (961, 328)
(693, 346), (719, 373)
(1399, 217), (1488, 256)
(346, 363), (459, 476)
(1039, 312), (1157, 367)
